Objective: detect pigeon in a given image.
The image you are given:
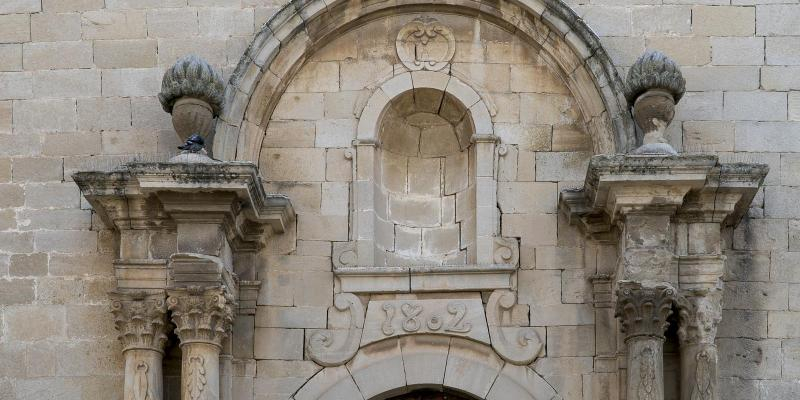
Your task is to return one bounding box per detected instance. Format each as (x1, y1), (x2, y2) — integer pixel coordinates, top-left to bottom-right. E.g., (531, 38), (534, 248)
(178, 134), (205, 153)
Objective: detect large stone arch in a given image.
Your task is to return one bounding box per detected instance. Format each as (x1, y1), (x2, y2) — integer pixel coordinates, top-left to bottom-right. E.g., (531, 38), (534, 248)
(213, 0), (634, 162)
(291, 335), (561, 400)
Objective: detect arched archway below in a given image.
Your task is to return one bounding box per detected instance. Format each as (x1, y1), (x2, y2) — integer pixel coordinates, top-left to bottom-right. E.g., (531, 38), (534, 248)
(214, 0), (635, 162)
(291, 335), (561, 400)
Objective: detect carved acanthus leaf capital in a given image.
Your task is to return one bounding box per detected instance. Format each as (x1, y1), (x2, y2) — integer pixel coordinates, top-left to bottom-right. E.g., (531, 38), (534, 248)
(167, 286), (235, 348)
(110, 291), (169, 353)
(677, 290), (722, 345)
(615, 281), (677, 341)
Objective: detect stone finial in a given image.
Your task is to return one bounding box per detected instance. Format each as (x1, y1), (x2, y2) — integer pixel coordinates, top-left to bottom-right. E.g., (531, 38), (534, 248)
(158, 55), (224, 144)
(625, 51), (686, 155)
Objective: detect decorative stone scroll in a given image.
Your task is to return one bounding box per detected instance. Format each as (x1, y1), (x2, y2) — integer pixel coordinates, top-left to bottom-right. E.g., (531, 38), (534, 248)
(493, 237), (520, 266)
(487, 290), (543, 365)
(306, 293), (365, 367)
(396, 17), (455, 72)
(362, 297), (490, 345)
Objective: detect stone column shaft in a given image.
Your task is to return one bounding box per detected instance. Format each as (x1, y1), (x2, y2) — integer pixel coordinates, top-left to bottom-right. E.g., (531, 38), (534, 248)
(110, 292), (169, 400)
(615, 282), (677, 400)
(677, 291), (721, 400)
(168, 287), (234, 400)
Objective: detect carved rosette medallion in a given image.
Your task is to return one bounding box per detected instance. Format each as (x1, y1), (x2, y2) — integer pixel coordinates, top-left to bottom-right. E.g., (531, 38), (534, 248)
(614, 282), (677, 341)
(167, 286), (234, 348)
(110, 291), (169, 353)
(396, 17), (456, 72)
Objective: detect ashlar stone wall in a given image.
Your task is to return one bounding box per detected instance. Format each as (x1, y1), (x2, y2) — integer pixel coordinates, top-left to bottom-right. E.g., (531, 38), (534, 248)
(0, 0), (799, 400)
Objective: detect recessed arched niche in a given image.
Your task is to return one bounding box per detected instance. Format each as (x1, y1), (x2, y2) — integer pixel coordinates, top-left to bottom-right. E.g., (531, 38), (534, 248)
(374, 87), (476, 266)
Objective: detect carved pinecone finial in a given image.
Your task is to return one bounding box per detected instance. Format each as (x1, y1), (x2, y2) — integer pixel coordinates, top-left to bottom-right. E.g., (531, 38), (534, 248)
(158, 54), (224, 116)
(625, 50), (686, 105)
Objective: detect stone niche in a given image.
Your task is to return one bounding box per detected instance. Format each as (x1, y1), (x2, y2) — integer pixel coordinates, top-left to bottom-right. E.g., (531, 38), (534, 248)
(375, 88), (476, 266)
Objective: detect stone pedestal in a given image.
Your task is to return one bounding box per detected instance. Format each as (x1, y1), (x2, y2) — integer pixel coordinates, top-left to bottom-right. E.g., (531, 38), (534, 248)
(168, 287), (234, 400)
(615, 282), (676, 400)
(110, 291), (170, 400)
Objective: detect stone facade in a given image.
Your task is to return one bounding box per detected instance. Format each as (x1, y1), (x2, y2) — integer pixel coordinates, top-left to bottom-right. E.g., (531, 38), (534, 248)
(0, 1), (799, 400)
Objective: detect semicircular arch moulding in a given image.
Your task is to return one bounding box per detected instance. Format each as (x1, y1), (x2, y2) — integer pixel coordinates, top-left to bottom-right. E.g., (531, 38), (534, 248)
(212, 0), (635, 162)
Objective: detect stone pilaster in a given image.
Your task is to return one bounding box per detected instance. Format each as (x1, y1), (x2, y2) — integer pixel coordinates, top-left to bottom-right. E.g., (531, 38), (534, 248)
(676, 290), (722, 400)
(615, 282), (677, 400)
(110, 291), (170, 400)
(167, 286), (235, 400)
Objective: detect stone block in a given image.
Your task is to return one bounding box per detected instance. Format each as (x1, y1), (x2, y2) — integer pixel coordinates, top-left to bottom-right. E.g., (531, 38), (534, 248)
(723, 91), (787, 121)
(82, 10), (146, 39)
(646, 36), (710, 66)
(573, 6), (631, 36)
(632, 6), (691, 35)
(264, 183), (321, 214)
(683, 121), (733, 152)
(131, 96), (171, 131)
(769, 311), (800, 337)
(407, 157), (440, 196)
(535, 152), (590, 182)
(765, 37), (800, 65)
(321, 182), (348, 216)
(518, 269), (562, 306)
(497, 182), (557, 214)
(254, 360), (321, 400)
(255, 306), (327, 328)
(297, 214), (348, 241)
(293, 271), (333, 307)
(12, 157), (63, 182)
(0, 183), (23, 207)
(717, 338), (781, 379)
(94, 39), (157, 68)
(711, 37), (764, 66)
(5, 305), (65, 341)
(546, 325), (595, 357)
(791, 220), (800, 251)
(198, 8), (254, 37)
(324, 91), (363, 119)
(674, 91), (723, 121)
(0, 279), (35, 305)
(756, 5), (800, 36)
(723, 281), (787, 311)
(520, 93), (579, 126)
(340, 58), (394, 91)
(145, 8), (198, 38)
(101, 130), (157, 154)
(0, 44), (22, 72)
(530, 303), (594, 326)
(0, 344), (26, 378)
(77, 97), (131, 131)
(31, 12), (82, 42)
(0, 157), (9, 181)
(760, 381), (800, 399)
(723, 250), (770, 282)
(253, 328), (304, 360)
(101, 68), (162, 97)
(693, 6), (755, 36)
(444, 338), (503, 398)
(0, 0), (40, 13)
(765, 186), (800, 218)
(347, 339), (406, 399)
(736, 122), (800, 152)
(263, 120), (315, 148)
(717, 309), (767, 339)
(502, 214), (557, 246)
(783, 339), (800, 378)
(23, 41), (94, 70)
(34, 230), (97, 253)
(0, 72), (33, 100)
(272, 93), (325, 120)
(421, 224), (460, 256)
(19, 209), (91, 231)
(0, 14), (30, 44)
(261, 148), (326, 182)
(49, 253), (112, 276)
(156, 38), (227, 66)
(9, 253), (47, 277)
(0, 232), (33, 253)
(66, 304), (116, 338)
(790, 92), (800, 121)
(762, 66), (800, 90)
(55, 340), (122, 376)
(451, 63), (510, 93)
(315, 119), (356, 148)
(44, 133), (100, 157)
(43, 0), (104, 12)
(34, 69), (101, 98)
(682, 66), (759, 91)
(389, 195), (441, 228)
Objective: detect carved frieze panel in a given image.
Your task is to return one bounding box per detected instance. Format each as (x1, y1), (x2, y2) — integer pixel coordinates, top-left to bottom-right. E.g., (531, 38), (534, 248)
(362, 298), (490, 345)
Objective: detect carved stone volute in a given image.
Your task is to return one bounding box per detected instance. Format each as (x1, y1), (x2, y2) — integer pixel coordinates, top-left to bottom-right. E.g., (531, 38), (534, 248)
(110, 291), (169, 353)
(167, 286), (235, 348)
(615, 281), (677, 341)
(676, 290), (722, 345)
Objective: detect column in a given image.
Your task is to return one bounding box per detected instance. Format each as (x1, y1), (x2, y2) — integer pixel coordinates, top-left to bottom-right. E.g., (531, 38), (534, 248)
(615, 281), (677, 400)
(677, 290), (722, 400)
(167, 287), (235, 400)
(110, 291), (170, 400)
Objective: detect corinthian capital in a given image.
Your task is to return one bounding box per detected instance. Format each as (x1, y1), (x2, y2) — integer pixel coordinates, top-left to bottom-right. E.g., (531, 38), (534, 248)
(615, 281), (677, 341)
(109, 291), (169, 353)
(167, 286), (234, 348)
(677, 290), (722, 345)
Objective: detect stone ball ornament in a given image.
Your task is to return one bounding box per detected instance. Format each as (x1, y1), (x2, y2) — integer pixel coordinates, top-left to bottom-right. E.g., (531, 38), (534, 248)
(625, 51), (686, 155)
(158, 55), (225, 144)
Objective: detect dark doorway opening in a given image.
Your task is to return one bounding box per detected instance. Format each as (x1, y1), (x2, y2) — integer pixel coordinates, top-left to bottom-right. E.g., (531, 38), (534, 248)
(386, 389), (477, 400)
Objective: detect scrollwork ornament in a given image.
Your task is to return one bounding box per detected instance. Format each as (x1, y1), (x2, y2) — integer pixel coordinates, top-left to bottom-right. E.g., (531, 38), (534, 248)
(487, 290), (543, 365)
(396, 17), (456, 71)
(306, 293), (364, 367)
(493, 236), (519, 266)
(638, 346), (656, 400)
(186, 355), (207, 400)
